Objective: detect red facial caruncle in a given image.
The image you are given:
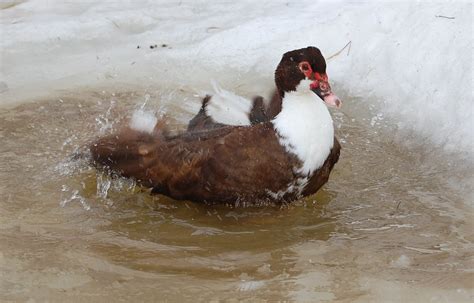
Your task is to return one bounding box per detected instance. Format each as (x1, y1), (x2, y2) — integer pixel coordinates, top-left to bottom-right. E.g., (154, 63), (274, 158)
(298, 61), (314, 79)
(298, 60), (342, 108)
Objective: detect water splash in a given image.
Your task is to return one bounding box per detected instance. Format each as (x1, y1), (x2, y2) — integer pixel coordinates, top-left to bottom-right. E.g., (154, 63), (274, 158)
(60, 185), (91, 211)
(111, 175), (136, 192)
(54, 146), (91, 177)
(129, 109), (158, 133)
(61, 134), (78, 151)
(129, 93), (171, 133)
(95, 99), (116, 134)
(139, 93), (151, 110)
(95, 172), (137, 204)
(96, 173), (111, 199)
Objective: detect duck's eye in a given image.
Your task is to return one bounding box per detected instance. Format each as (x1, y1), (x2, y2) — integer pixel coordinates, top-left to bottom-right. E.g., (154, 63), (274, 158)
(298, 61), (313, 77)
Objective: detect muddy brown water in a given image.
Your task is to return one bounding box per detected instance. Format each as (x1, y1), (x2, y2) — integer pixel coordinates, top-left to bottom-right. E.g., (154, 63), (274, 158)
(0, 90), (473, 302)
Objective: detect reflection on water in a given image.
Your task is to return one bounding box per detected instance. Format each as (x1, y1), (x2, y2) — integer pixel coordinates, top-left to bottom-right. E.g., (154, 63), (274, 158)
(0, 90), (473, 302)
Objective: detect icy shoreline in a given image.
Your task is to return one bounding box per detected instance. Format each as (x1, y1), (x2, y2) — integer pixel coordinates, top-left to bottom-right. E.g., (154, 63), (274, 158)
(1, 0), (472, 154)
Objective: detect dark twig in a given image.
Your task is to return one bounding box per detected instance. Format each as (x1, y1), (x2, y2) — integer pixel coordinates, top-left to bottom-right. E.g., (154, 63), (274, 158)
(396, 200), (402, 211)
(435, 15), (455, 19)
(326, 41), (352, 61)
(107, 18), (121, 28)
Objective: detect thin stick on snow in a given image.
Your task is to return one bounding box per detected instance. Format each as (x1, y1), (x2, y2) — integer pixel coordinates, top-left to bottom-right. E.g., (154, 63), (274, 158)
(326, 41), (352, 61)
(435, 15), (455, 19)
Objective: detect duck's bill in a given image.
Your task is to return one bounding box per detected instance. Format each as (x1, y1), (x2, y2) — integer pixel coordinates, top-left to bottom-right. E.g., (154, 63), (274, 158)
(322, 93), (342, 108)
(312, 89), (342, 108)
(310, 80), (342, 108)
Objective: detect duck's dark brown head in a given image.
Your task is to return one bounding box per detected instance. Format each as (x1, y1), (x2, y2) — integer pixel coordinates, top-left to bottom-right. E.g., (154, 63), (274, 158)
(275, 46), (341, 108)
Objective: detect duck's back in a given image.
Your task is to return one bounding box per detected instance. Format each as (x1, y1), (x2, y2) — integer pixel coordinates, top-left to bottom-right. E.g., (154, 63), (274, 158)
(91, 123), (297, 203)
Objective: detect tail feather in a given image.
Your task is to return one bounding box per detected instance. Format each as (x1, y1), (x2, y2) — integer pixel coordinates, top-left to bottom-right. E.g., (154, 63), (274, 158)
(90, 128), (160, 178)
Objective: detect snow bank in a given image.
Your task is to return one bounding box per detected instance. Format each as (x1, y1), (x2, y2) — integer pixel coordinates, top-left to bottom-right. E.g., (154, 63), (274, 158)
(1, 0), (472, 154)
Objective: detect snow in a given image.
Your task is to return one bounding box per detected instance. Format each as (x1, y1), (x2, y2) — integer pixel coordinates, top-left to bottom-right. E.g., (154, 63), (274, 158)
(0, 0), (472, 154)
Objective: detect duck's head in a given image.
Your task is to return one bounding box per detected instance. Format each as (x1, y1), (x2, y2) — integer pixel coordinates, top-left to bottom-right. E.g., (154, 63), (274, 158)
(275, 46), (341, 108)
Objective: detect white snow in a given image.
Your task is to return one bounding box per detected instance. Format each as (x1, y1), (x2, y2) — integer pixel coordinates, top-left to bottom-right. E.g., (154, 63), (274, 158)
(0, 0), (472, 155)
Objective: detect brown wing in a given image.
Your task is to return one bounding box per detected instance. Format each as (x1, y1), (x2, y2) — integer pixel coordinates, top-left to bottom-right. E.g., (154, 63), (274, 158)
(90, 124), (234, 184)
(199, 123), (298, 201)
(149, 122), (298, 202)
(91, 122), (297, 203)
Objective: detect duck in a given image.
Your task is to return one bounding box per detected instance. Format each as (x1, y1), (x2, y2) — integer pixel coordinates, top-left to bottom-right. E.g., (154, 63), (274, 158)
(186, 89), (277, 131)
(90, 46), (342, 204)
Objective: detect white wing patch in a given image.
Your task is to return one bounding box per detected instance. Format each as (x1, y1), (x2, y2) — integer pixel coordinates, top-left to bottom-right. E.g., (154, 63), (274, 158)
(129, 109), (158, 134)
(205, 81), (252, 126)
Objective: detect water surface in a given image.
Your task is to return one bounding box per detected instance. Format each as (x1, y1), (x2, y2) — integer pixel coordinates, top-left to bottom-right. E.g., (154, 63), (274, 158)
(0, 90), (472, 302)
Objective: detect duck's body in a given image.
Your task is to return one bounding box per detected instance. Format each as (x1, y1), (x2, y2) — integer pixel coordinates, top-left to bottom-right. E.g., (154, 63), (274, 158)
(90, 46), (342, 204)
(187, 90), (281, 132)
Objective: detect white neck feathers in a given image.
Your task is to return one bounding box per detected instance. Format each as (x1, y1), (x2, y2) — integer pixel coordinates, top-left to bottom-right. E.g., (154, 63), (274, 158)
(272, 80), (334, 175)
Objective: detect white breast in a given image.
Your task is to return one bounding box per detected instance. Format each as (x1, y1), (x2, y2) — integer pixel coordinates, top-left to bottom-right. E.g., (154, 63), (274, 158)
(272, 80), (334, 176)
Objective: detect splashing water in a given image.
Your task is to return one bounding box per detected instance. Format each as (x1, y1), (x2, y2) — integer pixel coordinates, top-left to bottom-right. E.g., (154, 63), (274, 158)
(95, 99), (117, 134)
(96, 173), (111, 200)
(60, 185), (91, 211)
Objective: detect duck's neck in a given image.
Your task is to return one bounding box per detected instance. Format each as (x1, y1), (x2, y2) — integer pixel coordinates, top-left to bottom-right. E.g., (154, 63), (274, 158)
(272, 82), (334, 175)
